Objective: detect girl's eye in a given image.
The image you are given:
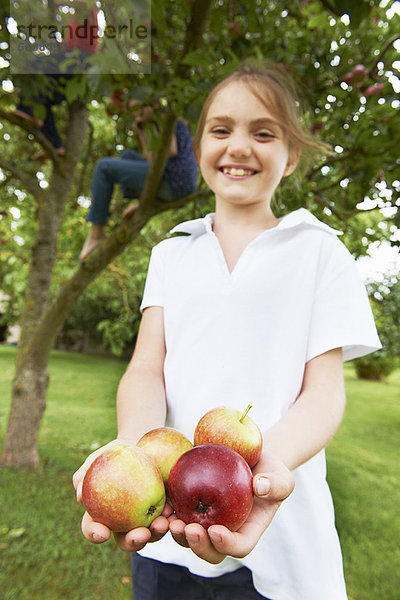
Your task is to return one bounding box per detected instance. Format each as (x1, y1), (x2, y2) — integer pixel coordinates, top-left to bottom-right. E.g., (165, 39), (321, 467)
(211, 127), (230, 136)
(255, 131), (275, 140)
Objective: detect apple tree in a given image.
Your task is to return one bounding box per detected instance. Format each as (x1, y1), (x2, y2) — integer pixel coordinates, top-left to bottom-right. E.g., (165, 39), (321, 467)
(0, 0), (399, 469)
(0, 0), (214, 469)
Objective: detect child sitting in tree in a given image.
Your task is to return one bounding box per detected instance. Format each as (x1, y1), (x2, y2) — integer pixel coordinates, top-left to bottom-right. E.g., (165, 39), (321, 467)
(79, 104), (197, 260)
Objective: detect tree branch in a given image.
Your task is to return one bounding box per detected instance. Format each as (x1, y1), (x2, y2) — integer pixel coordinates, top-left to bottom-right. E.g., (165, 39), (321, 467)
(0, 156), (43, 198)
(101, 1), (143, 74)
(312, 196), (348, 222)
(75, 119), (94, 198)
(18, 0), (214, 360)
(29, 186), (212, 359)
(0, 108), (64, 168)
(134, 0), (213, 214)
(318, 0), (336, 14)
(368, 33), (400, 78)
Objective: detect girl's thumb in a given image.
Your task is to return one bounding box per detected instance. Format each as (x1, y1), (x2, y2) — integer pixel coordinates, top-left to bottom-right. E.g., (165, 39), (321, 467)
(255, 476), (271, 497)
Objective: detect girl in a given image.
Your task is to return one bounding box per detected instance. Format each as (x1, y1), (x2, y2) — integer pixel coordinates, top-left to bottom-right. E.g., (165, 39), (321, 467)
(73, 64), (381, 600)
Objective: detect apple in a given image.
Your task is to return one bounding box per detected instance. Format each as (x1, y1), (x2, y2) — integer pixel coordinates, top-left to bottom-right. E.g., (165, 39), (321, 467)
(310, 121), (325, 135)
(351, 63), (368, 81)
(168, 444), (253, 531)
(227, 22), (243, 38)
(82, 444), (166, 532)
(136, 427), (193, 486)
(364, 83), (385, 97)
(194, 405), (263, 468)
(343, 64), (368, 84)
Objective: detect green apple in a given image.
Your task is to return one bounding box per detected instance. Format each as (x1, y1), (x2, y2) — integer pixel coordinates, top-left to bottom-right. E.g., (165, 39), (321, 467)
(137, 427), (193, 486)
(82, 444), (165, 532)
(194, 405), (263, 468)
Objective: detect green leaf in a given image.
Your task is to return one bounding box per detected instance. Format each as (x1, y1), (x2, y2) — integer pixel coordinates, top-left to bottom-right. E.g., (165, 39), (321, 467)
(307, 13), (330, 30)
(332, 0), (372, 28)
(181, 50), (212, 68)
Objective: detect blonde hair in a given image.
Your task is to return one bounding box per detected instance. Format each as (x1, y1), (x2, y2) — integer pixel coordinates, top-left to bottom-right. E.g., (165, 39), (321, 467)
(193, 62), (331, 178)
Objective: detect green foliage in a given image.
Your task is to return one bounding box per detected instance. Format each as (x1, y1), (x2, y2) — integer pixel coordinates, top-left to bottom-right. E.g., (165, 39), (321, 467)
(353, 277), (400, 380)
(0, 348), (399, 599)
(321, 0), (373, 29)
(353, 353), (397, 381)
(1, 0), (399, 353)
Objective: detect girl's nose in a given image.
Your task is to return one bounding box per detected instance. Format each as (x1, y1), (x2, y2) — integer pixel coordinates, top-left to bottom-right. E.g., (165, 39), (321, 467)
(227, 133), (251, 157)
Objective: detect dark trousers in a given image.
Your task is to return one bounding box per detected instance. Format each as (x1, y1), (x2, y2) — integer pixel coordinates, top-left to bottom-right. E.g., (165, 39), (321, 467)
(131, 554), (271, 600)
(87, 150), (177, 225)
(17, 73), (70, 149)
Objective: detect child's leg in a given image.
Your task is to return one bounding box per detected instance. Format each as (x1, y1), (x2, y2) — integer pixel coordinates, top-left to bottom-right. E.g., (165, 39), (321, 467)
(120, 149), (146, 162)
(119, 150), (147, 207)
(12, 102), (43, 126)
(79, 224), (107, 261)
(40, 105), (63, 149)
(88, 156), (150, 225)
(79, 157), (150, 260)
(130, 554), (271, 600)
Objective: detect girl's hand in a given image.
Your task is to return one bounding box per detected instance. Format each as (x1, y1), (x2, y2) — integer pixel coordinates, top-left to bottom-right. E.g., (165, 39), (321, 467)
(168, 451), (294, 564)
(73, 439), (172, 552)
(81, 504), (173, 552)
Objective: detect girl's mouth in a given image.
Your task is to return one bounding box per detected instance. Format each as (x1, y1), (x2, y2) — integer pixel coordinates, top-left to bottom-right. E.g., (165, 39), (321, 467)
(220, 167), (257, 177)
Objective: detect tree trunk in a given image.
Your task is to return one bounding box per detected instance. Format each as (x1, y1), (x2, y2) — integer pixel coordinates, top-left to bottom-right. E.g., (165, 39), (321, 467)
(0, 0), (213, 470)
(1, 353), (49, 470)
(1, 100), (88, 470)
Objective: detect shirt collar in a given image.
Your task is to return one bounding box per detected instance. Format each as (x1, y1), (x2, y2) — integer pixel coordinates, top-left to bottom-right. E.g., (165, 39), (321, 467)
(169, 208), (343, 237)
(169, 213), (215, 236)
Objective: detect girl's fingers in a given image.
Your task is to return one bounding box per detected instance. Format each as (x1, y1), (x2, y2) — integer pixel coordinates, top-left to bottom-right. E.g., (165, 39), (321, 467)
(114, 527), (152, 552)
(81, 511), (111, 544)
(253, 471), (294, 501)
(184, 523), (225, 564)
(169, 516), (191, 548)
(149, 515), (170, 542)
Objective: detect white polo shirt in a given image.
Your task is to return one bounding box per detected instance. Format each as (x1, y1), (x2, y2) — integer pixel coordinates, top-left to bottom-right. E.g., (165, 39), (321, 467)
(138, 208), (381, 600)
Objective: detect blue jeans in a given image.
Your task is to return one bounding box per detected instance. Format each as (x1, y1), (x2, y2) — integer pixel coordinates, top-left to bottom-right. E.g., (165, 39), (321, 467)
(17, 73), (71, 149)
(86, 149), (177, 225)
(130, 554), (272, 600)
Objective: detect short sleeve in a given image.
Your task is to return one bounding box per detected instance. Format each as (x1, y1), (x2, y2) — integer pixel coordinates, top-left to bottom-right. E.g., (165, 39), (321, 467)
(306, 236), (381, 363)
(140, 242), (166, 312)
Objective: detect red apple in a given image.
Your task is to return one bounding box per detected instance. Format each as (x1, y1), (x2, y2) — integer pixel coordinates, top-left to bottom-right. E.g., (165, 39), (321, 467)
(137, 427), (193, 486)
(364, 83), (385, 97)
(194, 405), (263, 468)
(352, 63), (368, 81)
(82, 444), (165, 532)
(310, 121), (325, 135)
(343, 71), (354, 83)
(343, 64), (368, 84)
(227, 22), (243, 38)
(168, 444), (253, 531)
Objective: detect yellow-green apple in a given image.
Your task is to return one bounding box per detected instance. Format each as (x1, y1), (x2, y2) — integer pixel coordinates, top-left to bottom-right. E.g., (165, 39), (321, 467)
(194, 405), (262, 468)
(168, 444), (253, 531)
(82, 444), (165, 532)
(137, 427), (193, 486)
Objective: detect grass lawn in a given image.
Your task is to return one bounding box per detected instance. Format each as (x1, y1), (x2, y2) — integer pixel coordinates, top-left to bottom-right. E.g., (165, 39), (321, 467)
(1, 345), (399, 600)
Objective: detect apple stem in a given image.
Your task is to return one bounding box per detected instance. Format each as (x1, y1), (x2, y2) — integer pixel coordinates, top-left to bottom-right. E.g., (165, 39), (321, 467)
(240, 404), (252, 424)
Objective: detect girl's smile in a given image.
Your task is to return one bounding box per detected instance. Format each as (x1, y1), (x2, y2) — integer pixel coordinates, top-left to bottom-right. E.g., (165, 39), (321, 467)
(219, 165), (259, 178)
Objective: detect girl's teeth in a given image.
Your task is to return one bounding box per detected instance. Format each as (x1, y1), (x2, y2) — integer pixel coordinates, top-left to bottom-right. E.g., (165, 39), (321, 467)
(223, 167), (253, 176)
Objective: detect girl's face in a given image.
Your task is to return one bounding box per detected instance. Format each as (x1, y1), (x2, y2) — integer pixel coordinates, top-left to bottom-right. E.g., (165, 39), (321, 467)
(199, 81), (297, 210)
